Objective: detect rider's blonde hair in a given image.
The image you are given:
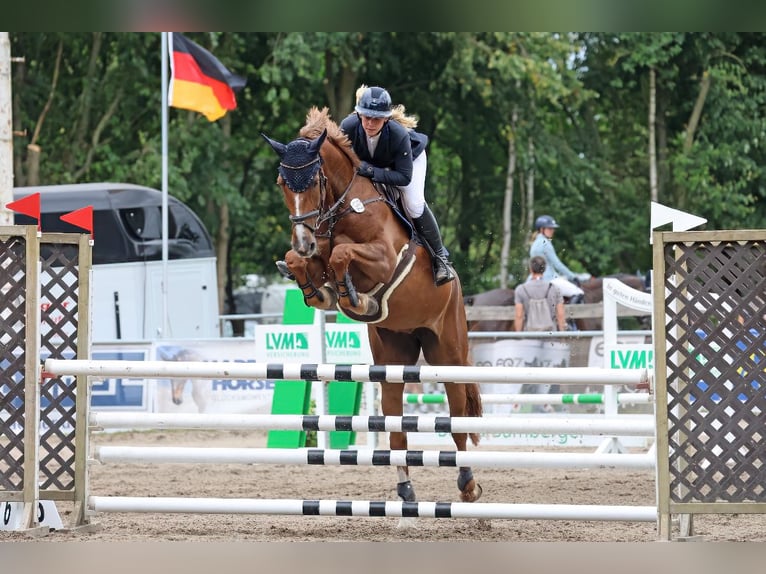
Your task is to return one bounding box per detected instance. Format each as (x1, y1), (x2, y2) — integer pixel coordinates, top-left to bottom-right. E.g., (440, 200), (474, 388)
(355, 84), (418, 129)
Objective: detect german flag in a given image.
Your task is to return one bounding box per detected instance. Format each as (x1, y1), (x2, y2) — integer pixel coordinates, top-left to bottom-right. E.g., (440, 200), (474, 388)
(169, 33), (246, 122)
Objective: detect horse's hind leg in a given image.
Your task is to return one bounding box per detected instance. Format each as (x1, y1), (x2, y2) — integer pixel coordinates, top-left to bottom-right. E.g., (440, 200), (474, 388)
(444, 382), (483, 502)
(420, 288), (483, 503)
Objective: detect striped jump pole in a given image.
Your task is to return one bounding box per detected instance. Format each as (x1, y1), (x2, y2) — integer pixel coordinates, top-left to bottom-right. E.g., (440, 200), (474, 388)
(44, 359), (649, 387)
(89, 412), (656, 436)
(94, 446), (655, 469)
(87, 496), (658, 522)
(404, 393), (653, 406)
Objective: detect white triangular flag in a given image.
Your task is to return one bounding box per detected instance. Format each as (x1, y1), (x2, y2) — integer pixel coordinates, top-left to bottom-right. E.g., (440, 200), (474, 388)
(650, 201), (707, 243)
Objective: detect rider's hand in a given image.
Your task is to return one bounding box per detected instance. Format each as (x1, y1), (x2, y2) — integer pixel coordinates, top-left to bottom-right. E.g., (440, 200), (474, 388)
(357, 161), (375, 179)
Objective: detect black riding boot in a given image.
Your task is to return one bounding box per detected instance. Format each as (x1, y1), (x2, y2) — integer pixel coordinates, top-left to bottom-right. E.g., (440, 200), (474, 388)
(275, 260), (295, 281)
(412, 206), (455, 286)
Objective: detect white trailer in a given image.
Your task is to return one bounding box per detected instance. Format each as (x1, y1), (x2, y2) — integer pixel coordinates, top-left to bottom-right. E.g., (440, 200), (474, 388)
(14, 182), (220, 341)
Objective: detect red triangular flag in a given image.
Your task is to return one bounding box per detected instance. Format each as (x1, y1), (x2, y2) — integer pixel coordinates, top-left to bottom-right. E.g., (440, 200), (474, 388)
(60, 206), (94, 238)
(7, 193), (41, 228)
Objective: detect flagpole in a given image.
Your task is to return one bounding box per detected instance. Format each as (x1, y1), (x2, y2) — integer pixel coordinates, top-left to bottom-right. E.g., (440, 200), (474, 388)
(160, 32), (170, 338)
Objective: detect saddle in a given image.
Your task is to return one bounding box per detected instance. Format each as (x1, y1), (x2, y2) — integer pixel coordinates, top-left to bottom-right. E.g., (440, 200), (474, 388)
(375, 182), (415, 239)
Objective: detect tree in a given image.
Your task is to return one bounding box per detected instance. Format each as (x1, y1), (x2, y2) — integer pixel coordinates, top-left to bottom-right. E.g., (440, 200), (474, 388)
(9, 32), (765, 313)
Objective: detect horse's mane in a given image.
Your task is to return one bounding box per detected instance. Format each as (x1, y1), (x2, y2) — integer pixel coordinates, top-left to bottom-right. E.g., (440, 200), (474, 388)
(299, 106), (359, 166)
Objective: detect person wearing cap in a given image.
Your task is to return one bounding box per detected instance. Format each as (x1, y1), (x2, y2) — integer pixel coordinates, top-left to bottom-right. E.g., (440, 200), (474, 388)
(337, 85), (455, 286)
(528, 214), (585, 302)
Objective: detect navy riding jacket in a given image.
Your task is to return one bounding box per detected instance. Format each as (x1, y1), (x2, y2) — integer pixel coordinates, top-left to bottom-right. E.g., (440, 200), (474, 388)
(340, 113), (429, 187)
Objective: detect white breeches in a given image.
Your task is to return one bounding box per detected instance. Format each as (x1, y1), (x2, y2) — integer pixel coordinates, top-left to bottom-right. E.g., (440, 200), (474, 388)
(551, 277), (584, 298)
(398, 150), (427, 219)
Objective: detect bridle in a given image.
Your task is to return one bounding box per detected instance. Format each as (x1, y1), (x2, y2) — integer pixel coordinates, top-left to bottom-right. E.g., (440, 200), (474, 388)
(280, 154), (327, 234)
(281, 151), (384, 240)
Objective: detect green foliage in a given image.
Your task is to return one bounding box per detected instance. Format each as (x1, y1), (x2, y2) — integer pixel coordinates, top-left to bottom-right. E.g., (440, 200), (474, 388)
(10, 32), (766, 311)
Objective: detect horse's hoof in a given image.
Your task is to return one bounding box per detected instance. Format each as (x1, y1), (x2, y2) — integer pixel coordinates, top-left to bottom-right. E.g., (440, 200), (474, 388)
(459, 481), (483, 503)
(396, 480), (417, 502)
(275, 260), (295, 281)
(344, 272), (359, 307)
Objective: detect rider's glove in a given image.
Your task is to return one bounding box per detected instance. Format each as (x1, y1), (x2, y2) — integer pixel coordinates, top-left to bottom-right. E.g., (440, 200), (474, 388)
(571, 276), (581, 287)
(357, 161), (375, 179)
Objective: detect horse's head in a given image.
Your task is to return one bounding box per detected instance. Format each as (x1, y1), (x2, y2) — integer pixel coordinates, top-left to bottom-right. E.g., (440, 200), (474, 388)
(262, 129), (328, 257)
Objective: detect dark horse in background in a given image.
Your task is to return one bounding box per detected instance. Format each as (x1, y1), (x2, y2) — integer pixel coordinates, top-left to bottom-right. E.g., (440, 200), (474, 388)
(465, 274), (649, 332)
(262, 107), (483, 508)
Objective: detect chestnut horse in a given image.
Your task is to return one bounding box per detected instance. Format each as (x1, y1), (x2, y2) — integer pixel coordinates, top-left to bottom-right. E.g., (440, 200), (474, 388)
(262, 107), (483, 505)
(465, 274), (649, 332)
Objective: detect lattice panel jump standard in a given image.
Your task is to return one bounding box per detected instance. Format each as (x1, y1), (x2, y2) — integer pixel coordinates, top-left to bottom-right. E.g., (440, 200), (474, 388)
(0, 226), (41, 529)
(0, 227), (92, 531)
(653, 230), (766, 540)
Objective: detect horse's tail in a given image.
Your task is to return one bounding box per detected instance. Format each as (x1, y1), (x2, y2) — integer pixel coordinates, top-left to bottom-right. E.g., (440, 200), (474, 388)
(465, 382), (483, 446)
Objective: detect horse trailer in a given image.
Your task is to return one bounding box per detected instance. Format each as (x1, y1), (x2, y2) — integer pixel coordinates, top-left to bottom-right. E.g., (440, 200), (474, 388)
(13, 182), (220, 341)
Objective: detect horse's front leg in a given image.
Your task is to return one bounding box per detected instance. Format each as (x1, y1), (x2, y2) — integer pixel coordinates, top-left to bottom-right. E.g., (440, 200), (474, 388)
(284, 250), (336, 310)
(329, 243), (394, 317)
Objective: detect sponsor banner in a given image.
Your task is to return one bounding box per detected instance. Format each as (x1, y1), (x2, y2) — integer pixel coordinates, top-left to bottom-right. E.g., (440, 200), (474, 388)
(471, 339), (570, 415)
(606, 344), (654, 371)
(587, 335), (648, 369)
(603, 278), (653, 312)
(254, 324), (322, 362)
(254, 323), (373, 410)
(253, 323), (372, 363)
(90, 347), (154, 411)
(406, 425), (650, 448)
(324, 323), (373, 364)
(152, 339), (270, 415)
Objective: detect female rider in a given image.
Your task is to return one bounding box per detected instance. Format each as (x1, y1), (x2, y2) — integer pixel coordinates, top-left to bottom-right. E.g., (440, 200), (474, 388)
(339, 85), (454, 286)
(528, 214), (585, 302)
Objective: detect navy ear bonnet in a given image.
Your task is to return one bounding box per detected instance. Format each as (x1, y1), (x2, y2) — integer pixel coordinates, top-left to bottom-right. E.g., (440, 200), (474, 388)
(278, 139), (322, 193)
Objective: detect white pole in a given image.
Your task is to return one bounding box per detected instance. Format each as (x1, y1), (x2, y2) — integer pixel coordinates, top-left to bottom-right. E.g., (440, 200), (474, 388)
(89, 496), (658, 521)
(45, 358), (649, 386)
(94, 445), (655, 469)
(160, 32), (170, 337)
(0, 32), (14, 224)
(88, 411), (656, 436)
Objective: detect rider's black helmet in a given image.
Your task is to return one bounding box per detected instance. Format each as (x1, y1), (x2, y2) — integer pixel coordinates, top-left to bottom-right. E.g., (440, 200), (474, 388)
(534, 214), (559, 230)
(355, 86), (393, 118)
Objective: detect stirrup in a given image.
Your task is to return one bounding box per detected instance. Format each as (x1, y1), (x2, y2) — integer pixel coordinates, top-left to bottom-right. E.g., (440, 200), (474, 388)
(275, 260), (294, 281)
(433, 257), (455, 286)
